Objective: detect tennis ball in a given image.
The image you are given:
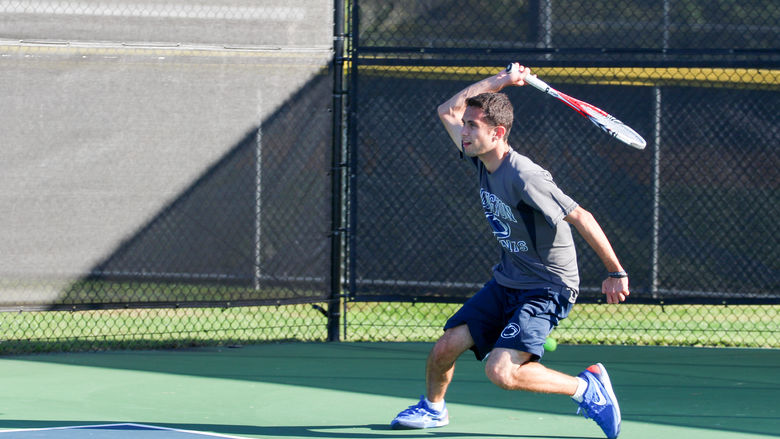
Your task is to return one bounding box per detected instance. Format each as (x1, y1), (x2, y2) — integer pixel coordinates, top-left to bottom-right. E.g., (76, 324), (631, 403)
(543, 337), (557, 352)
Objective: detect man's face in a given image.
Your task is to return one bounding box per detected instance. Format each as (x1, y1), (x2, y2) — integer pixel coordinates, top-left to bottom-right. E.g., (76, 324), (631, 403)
(461, 106), (499, 157)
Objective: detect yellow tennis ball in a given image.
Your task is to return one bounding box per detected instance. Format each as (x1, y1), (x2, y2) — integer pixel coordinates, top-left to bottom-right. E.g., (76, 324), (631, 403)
(543, 337), (557, 352)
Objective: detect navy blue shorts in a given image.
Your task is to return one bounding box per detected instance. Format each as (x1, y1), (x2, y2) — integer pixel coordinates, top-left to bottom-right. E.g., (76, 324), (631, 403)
(444, 278), (574, 361)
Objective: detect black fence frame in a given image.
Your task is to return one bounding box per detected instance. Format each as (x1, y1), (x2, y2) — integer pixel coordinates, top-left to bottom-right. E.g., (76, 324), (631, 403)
(338, 0), (780, 328)
(0, 0), (777, 352)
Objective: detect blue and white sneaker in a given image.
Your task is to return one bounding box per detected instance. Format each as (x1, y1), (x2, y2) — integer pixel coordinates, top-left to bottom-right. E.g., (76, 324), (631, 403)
(575, 363), (621, 439)
(390, 395), (449, 429)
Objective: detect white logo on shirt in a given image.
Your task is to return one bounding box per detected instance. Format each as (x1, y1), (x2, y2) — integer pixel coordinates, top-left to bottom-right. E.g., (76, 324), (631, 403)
(481, 189), (527, 252)
(481, 189), (516, 239)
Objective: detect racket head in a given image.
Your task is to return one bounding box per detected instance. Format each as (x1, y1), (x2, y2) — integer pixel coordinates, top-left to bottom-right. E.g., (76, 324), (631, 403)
(507, 63), (647, 149)
(582, 104), (647, 149)
(565, 95), (647, 150)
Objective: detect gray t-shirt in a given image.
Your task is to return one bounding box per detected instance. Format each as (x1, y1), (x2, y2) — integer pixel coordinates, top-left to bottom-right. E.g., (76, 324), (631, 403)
(468, 150), (580, 295)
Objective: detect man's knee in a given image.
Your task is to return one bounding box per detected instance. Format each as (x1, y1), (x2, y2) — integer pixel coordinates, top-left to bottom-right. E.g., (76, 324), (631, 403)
(484, 357), (513, 389)
(484, 349), (534, 390)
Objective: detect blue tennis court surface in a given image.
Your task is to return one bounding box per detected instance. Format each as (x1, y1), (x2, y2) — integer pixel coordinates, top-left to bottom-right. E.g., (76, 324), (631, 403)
(0, 424), (246, 439)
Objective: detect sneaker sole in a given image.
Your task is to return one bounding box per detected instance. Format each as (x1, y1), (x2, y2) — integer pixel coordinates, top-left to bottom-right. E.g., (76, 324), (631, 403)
(391, 416), (449, 429)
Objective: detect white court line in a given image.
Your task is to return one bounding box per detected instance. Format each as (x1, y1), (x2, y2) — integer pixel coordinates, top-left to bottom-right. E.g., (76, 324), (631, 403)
(0, 1), (305, 21)
(0, 423), (249, 438)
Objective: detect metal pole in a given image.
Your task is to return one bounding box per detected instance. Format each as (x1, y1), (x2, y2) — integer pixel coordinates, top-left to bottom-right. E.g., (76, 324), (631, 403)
(663, 0), (671, 50)
(254, 89), (263, 291)
(540, 0), (553, 61)
(346, 0), (360, 340)
(651, 87), (662, 299)
(651, 0), (669, 299)
(328, 0), (347, 341)
(542, 0), (553, 49)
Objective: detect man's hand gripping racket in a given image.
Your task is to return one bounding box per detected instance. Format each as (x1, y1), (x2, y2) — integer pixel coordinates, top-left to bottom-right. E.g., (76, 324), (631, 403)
(507, 63), (646, 150)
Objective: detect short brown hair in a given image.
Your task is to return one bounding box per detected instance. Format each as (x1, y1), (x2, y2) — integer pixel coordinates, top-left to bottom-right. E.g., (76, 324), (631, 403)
(465, 92), (513, 139)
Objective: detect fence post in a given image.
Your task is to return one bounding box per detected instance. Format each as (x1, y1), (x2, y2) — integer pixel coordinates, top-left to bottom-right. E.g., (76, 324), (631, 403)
(651, 87), (662, 300)
(328, 0), (348, 341)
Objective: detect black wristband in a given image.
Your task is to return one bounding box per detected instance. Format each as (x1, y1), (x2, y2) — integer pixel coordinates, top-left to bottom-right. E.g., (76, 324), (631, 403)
(608, 271), (628, 278)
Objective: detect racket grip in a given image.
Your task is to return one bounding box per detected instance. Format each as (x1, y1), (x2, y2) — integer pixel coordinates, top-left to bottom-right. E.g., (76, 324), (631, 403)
(506, 63), (549, 93)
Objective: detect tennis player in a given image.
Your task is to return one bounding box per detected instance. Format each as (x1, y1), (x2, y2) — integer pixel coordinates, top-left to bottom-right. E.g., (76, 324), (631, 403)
(390, 64), (629, 439)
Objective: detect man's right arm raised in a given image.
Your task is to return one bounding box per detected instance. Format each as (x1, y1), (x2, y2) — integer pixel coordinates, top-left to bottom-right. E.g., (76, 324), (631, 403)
(436, 64), (529, 152)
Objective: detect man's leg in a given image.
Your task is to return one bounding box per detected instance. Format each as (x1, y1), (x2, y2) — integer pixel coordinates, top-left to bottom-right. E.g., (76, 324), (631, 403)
(426, 324), (474, 402)
(390, 324), (473, 429)
(484, 348), (578, 394)
(485, 348), (621, 439)
(392, 279), (505, 429)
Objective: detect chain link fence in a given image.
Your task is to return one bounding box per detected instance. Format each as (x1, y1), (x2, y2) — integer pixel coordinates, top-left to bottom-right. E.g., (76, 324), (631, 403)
(345, 0), (779, 347)
(1, 0), (778, 354)
(0, 0), (337, 353)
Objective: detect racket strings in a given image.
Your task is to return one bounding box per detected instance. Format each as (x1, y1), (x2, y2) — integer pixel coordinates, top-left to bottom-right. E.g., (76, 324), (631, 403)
(586, 108), (646, 149)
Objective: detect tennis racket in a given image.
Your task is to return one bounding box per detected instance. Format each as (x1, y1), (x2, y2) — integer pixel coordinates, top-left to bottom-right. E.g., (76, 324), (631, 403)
(507, 64), (646, 150)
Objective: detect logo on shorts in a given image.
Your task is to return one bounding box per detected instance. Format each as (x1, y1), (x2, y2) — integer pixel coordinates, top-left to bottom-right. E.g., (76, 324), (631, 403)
(500, 323), (521, 339)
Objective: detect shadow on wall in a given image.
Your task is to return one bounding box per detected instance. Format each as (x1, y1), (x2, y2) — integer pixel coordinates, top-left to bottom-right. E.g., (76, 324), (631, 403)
(56, 72), (334, 308)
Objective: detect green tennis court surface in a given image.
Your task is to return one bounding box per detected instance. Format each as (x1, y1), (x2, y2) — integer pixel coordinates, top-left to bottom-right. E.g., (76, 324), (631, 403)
(0, 343), (777, 439)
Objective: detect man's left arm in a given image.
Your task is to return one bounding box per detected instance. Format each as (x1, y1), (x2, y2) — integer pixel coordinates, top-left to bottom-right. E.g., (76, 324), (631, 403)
(564, 206), (630, 304)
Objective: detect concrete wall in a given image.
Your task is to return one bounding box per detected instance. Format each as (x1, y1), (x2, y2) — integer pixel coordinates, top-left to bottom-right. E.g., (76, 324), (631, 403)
(0, 0), (333, 307)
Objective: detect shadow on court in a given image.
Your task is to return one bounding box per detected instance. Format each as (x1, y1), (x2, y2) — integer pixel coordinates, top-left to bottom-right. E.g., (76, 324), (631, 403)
(2, 343), (778, 438)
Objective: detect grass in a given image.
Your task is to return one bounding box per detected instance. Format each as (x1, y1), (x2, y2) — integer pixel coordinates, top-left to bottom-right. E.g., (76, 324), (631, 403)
(0, 304), (330, 354)
(1, 301), (777, 355)
(555, 303), (780, 347)
(344, 301), (780, 348)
